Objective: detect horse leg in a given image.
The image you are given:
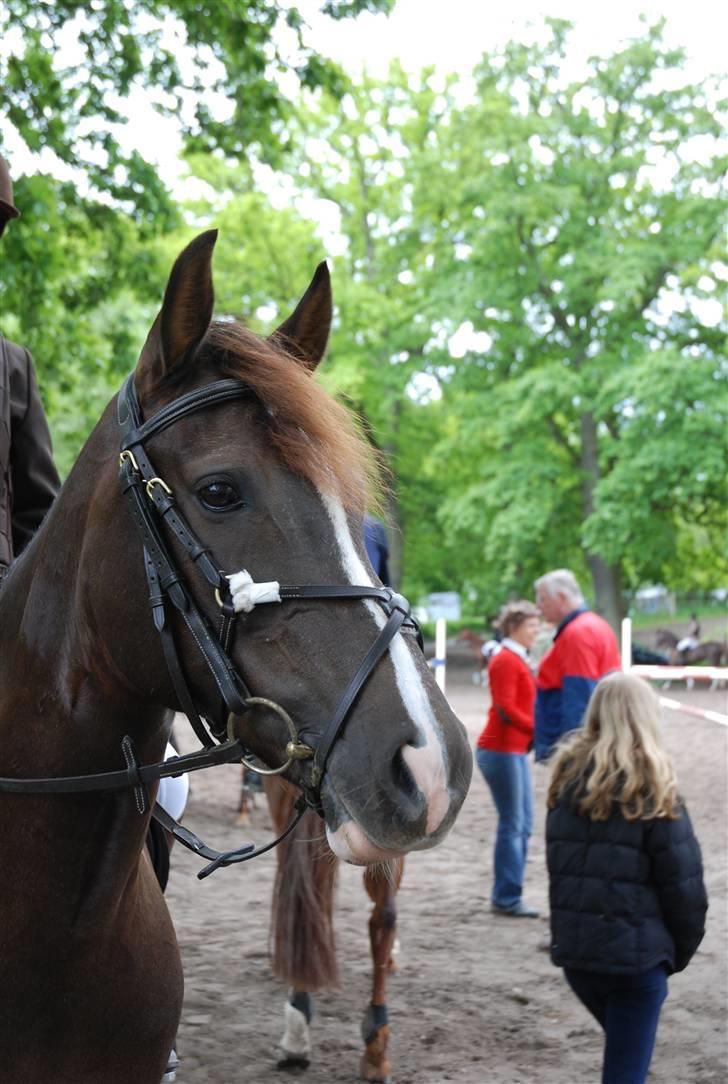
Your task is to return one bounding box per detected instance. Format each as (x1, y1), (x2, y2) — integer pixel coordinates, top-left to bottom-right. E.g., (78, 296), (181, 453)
(360, 859), (405, 1084)
(235, 765), (254, 827)
(278, 989), (314, 1069)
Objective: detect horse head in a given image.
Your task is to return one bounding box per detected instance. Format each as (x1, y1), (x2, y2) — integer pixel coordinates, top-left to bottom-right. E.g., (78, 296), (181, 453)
(69, 231), (471, 866)
(655, 628), (678, 650)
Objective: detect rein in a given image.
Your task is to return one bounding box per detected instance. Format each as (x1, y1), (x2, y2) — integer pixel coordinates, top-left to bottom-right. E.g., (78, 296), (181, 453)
(0, 374), (422, 878)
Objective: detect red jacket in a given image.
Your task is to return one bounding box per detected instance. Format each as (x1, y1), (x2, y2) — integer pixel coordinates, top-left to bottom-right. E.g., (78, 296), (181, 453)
(535, 609), (621, 760)
(477, 643), (535, 755)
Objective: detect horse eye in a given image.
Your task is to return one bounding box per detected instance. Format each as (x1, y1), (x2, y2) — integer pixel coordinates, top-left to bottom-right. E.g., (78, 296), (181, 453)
(197, 481), (242, 511)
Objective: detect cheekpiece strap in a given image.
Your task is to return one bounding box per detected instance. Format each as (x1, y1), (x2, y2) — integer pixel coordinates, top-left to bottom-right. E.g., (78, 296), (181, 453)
(117, 374), (253, 738)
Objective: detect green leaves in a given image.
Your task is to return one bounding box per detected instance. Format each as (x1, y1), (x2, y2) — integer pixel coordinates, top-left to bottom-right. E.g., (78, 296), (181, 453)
(0, 172), (166, 474)
(0, 1), (394, 210)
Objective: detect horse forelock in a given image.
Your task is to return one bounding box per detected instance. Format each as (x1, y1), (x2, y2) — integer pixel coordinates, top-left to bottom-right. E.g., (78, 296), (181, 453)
(178, 321), (381, 514)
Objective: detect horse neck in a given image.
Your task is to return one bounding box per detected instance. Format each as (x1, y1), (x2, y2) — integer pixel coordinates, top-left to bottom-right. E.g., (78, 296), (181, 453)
(0, 405), (170, 771)
(0, 420), (174, 917)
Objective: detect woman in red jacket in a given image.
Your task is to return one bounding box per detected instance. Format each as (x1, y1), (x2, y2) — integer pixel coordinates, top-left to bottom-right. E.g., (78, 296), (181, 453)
(477, 600), (541, 917)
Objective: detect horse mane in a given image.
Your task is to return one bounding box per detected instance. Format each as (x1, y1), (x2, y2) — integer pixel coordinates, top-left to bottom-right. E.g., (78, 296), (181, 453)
(191, 321), (380, 514)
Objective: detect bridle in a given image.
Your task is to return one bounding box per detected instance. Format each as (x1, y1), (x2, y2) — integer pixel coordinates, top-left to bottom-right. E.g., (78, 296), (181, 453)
(0, 373), (423, 878)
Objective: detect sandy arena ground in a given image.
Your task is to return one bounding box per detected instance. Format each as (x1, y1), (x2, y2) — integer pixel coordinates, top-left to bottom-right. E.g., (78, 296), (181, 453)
(165, 647), (727, 1084)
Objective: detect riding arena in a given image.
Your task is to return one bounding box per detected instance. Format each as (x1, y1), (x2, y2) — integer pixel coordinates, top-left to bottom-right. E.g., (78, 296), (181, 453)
(0, 235), (724, 1084)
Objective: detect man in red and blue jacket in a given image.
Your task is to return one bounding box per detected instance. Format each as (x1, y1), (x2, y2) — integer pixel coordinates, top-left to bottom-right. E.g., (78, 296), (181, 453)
(534, 569), (621, 761)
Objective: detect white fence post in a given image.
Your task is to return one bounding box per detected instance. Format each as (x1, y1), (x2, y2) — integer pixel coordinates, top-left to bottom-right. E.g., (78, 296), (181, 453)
(435, 617), (447, 694)
(621, 617), (632, 672)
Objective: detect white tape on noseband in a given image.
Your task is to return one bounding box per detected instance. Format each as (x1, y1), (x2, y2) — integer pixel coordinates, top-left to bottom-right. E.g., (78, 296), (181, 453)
(227, 569), (281, 613)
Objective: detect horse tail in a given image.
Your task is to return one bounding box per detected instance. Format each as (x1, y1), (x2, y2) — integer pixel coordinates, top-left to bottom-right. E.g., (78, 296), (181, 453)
(265, 776), (339, 990)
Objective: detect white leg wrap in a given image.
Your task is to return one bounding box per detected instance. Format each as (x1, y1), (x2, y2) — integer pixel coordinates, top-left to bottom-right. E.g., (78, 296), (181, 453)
(281, 1001), (311, 1058)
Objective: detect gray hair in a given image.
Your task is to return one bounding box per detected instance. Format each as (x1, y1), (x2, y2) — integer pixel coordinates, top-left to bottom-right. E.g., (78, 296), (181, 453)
(534, 569), (584, 605)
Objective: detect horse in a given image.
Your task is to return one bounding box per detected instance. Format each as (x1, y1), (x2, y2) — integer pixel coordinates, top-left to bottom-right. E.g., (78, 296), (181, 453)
(655, 628), (725, 666)
(654, 628), (726, 688)
(0, 230), (472, 1084)
(655, 628), (680, 654)
(261, 775), (403, 1083)
(672, 641), (726, 667)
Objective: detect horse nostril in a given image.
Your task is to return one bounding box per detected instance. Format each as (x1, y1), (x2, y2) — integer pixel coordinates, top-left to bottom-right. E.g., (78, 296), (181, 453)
(390, 745), (422, 813)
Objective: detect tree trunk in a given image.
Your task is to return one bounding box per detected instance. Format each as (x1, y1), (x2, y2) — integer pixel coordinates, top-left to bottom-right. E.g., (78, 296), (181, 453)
(585, 552), (624, 632)
(580, 411), (624, 631)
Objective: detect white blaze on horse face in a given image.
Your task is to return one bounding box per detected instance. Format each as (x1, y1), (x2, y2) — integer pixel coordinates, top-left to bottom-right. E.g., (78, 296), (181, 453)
(321, 495), (450, 842)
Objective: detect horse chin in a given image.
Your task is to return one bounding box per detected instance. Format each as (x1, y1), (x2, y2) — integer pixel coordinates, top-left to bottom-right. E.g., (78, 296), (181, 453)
(325, 820), (405, 866)
(320, 779), (405, 865)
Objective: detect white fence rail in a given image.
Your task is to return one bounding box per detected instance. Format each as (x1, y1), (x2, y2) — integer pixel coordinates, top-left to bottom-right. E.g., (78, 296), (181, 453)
(426, 617), (727, 726)
(622, 617), (728, 726)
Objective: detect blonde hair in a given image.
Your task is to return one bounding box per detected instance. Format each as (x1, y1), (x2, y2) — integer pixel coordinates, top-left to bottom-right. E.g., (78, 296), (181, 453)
(547, 672), (679, 821)
(496, 599), (540, 638)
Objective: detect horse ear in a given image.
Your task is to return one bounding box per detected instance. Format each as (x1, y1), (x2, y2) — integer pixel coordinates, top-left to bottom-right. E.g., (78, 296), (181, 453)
(270, 261), (332, 371)
(137, 229), (217, 382)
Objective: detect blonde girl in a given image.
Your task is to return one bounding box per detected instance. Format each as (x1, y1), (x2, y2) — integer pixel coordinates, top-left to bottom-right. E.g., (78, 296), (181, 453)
(546, 672), (707, 1084)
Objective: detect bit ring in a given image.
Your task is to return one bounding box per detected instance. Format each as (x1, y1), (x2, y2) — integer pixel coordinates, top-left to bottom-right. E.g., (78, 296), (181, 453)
(227, 698), (314, 776)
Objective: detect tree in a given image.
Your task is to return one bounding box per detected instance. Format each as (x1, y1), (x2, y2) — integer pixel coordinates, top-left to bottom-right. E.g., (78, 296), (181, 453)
(415, 20), (727, 622)
(174, 155), (326, 322)
(0, 0), (393, 219)
(0, 172), (166, 473)
(271, 68), (467, 588)
(0, 2), (394, 467)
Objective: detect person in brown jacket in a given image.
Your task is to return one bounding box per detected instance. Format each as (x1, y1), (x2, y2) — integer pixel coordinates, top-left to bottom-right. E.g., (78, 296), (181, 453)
(0, 154), (60, 576)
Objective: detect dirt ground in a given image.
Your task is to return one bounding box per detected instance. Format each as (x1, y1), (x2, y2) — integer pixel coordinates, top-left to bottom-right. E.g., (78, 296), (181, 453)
(166, 644), (727, 1084)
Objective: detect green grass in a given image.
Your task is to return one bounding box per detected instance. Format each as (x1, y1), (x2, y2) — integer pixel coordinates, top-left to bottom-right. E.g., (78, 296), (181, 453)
(631, 604), (727, 633)
(419, 618), (489, 641)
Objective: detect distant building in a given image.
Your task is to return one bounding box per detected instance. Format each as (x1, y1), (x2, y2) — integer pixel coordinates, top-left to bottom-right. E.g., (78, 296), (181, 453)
(422, 592), (462, 621)
(634, 585), (676, 615)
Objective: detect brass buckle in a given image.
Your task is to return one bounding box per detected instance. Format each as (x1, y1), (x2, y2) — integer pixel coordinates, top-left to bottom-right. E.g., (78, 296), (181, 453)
(227, 699), (314, 776)
(145, 476), (173, 501)
(119, 449), (139, 471)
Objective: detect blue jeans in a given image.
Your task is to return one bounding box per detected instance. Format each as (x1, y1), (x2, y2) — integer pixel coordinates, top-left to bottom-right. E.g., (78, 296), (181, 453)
(476, 747), (533, 909)
(565, 966), (668, 1084)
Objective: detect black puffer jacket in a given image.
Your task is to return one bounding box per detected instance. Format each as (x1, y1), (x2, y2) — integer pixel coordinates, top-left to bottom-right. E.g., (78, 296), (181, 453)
(547, 792), (707, 975)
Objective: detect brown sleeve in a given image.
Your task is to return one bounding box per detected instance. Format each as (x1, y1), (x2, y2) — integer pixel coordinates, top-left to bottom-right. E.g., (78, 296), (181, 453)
(8, 344), (61, 557)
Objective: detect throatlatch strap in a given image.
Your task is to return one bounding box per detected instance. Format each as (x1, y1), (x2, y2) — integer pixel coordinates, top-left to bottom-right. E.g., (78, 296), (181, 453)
(0, 740), (247, 795)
